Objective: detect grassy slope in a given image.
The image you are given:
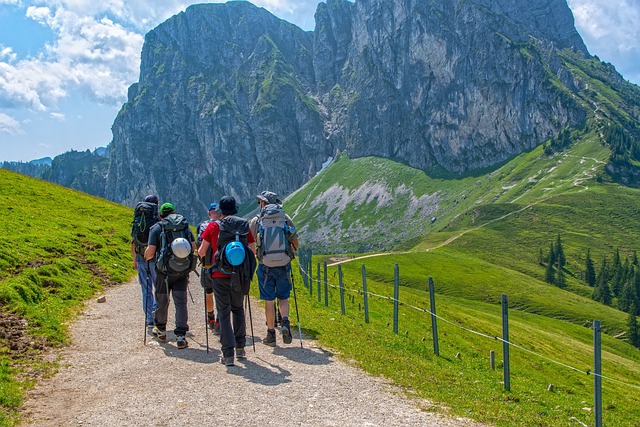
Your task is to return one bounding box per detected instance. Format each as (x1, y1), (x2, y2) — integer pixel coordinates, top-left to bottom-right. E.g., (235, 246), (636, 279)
(291, 263), (640, 427)
(0, 169), (133, 426)
(284, 129), (640, 425)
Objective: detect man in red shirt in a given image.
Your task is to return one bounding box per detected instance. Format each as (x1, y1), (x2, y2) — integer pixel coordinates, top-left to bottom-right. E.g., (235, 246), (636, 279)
(198, 196), (255, 366)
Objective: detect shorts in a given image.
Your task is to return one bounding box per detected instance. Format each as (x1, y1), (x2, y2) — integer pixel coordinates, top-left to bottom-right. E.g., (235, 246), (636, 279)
(200, 268), (214, 292)
(257, 263), (291, 301)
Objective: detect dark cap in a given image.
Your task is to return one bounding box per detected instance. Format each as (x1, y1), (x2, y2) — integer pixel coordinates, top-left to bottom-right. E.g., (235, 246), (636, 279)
(256, 190), (280, 205)
(144, 194), (158, 204)
(208, 202), (219, 212)
(218, 196), (238, 215)
(160, 202), (175, 215)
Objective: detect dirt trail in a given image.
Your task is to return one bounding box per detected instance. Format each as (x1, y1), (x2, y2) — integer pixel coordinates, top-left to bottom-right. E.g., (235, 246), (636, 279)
(21, 273), (486, 427)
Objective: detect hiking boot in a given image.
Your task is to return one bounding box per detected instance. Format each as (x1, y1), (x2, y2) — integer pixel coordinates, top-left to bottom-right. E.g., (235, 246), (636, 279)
(281, 319), (292, 344)
(176, 335), (188, 349)
(221, 356), (234, 366)
(263, 329), (276, 347)
(208, 316), (221, 335)
(236, 347), (246, 360)
(156, 329), (167, 343)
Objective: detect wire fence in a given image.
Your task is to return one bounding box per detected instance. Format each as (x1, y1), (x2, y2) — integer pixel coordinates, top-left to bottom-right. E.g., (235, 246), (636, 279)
(295, 250), (640, 427)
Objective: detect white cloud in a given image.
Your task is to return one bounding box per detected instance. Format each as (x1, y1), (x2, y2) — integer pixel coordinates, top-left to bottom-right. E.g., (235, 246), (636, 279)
(568, 0), (640, 83)
(0, 113), (24, 135)
(0, 4), (143, 112)
(50, 111), (65, 120)
(0, 46), (18, 62)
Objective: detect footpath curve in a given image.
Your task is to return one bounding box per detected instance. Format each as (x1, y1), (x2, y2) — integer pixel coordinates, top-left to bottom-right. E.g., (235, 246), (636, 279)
(22, 274), (487, 427)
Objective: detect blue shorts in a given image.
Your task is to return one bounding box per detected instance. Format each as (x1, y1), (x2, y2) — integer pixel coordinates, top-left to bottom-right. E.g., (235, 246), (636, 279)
(258, 264), (291, 301)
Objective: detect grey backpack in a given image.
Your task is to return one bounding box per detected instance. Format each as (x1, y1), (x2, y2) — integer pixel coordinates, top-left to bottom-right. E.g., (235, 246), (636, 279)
(256, 204), (295, 267)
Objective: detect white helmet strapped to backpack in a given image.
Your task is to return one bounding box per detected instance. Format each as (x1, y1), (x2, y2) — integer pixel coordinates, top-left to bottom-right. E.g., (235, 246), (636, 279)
(171, 237), (192, 259)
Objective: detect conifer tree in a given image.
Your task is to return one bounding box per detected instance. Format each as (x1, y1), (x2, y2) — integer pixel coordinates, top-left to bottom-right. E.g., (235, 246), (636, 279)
(628, 304), (640, 348)
(593, 257), (613, 305)
(556, 262), (566, 288)
(545, 244), (556, 284)
(618, 279), (636, 313)
(555, 234), (566, 268)
(585, 249), (596, 287)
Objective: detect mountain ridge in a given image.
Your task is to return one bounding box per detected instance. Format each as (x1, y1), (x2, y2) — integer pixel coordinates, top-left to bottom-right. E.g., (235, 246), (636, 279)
(5, 0), (640, 225)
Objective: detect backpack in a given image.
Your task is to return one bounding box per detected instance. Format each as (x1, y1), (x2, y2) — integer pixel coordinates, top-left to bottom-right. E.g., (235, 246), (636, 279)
(196, 219), (215, 269)
(131, 201), (160, 255)
(216, 216), (256, 295)
(256, 204), (295, 267)
(156, 214), (197, 277)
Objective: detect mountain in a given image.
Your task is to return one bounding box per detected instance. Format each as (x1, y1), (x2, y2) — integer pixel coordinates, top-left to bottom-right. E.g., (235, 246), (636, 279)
(11, 0), (640, 225)
(105, 0), (640, 222)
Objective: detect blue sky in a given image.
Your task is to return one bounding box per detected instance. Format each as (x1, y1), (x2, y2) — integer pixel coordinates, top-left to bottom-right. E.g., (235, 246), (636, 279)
(1, 0), (639, 162)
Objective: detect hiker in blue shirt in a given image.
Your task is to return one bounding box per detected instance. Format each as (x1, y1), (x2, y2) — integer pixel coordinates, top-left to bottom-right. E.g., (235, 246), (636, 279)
(131, 194), (159, 334)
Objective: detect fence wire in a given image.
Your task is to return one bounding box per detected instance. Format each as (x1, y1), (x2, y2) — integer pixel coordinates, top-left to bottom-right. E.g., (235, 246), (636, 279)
(297, 263), (640, 391)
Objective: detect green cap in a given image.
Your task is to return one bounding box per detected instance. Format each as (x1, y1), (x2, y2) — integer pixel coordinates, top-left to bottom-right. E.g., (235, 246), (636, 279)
(160, 202), (175, 215)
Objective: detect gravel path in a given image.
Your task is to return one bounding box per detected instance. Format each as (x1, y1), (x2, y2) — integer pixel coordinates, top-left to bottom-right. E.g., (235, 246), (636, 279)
(22, 274), (487, 427)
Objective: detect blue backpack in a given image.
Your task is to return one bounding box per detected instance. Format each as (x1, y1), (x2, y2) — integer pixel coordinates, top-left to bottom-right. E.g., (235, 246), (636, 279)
(215, 216), (256, 294)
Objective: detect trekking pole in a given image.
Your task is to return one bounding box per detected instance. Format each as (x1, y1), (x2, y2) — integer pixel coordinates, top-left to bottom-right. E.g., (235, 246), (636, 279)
(290, 269), (303, 348)
(187, 284), (195, 303)
(143, 260), (152, 345)
(246, 294), (256, 353)
(204, 289), (209, 353)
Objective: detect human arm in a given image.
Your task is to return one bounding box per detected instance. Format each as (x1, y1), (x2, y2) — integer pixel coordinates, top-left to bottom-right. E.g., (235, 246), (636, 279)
(131, 241), (138, 270)
(144, 244), (156, 261)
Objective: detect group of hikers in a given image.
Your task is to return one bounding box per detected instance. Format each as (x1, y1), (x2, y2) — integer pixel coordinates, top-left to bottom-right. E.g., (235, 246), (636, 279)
(130, 191), (298, 366)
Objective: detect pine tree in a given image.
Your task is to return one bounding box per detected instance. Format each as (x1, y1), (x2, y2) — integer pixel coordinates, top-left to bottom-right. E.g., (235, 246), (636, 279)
(555, 234), (566, 268)
(585, 249), (596, 287)
(593, 257), (613, 305)
(545, 244), (556, 284)
(618, 279), (636, 313)
(628, 304), (640, 348)
(556, 263), (566, 288)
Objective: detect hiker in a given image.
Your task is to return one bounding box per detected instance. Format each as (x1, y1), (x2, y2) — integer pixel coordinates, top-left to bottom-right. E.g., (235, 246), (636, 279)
(131, 194), (160, 332)
(198, 196), (256, 366)
(250, 191), (299, 347)
(145, 202), (197, 349)
(196, 202), (222, 335)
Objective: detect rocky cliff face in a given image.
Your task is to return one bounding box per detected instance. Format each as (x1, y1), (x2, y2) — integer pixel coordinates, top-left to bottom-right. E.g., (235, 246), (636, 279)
(106, 0), (599, 221)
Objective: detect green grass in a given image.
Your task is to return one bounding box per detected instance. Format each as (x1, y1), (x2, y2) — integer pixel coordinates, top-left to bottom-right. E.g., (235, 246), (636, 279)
(282, 110), (640, 425)
(290, 260), (640, 426)
(0, 169), (133, 425)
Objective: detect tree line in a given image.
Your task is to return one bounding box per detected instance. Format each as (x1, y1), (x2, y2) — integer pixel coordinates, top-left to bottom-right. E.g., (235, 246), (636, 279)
(540, 235), (640, 348)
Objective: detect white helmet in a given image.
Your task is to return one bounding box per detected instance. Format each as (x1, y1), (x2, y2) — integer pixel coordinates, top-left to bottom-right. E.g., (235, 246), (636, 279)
(171, 237), (192, 259)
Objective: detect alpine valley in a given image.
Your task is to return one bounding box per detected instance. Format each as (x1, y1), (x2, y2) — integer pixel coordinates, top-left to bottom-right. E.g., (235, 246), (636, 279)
(4, 0), (640, 251)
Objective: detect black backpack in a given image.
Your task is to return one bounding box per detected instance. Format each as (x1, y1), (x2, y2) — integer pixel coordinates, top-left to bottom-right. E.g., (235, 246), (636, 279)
(196, 219), (216, 269)
(156, 214), (197, 277)
(216, 216), (256, 294)
(131, 201), (160, 255)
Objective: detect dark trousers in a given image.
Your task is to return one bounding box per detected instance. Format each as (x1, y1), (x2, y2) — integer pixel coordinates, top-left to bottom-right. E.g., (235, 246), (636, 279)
(212, 277), (246, 358)
(154, 271), (189, 336)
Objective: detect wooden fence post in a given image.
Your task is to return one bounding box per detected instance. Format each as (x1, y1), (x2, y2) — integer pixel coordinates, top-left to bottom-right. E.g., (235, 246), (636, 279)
(324, 262), (329, 307)
(393, 264), (399, 334)
(362, 264), (369, 323)
(594, 320), (602, 427)
(501, 294), (511, 391)
(317, 263), (321, 302)
(339, 265), (345, 315)
(428, 276), (439, 356)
